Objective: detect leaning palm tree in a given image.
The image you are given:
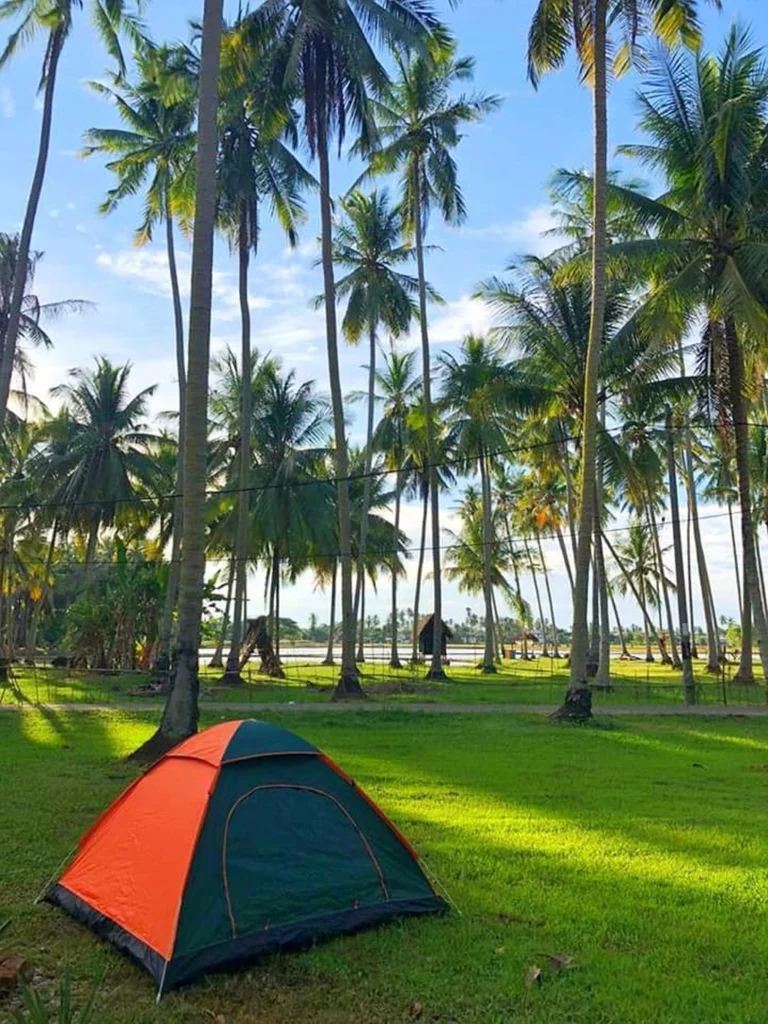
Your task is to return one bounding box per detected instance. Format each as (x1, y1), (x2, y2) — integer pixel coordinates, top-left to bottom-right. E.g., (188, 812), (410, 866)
(526, 0), (719, 715)
(366, 43), (499, 679)
(131, 0), (225, 760)
(243, 0), (442, 699)
(327, 189), (424, 661)
(216, 22), (314, 684)
(0, 0), (142, 427)
(83, 41), (197, 677)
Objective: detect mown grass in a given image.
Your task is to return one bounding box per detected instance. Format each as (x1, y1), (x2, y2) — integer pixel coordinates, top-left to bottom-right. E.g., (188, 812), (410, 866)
(3, 654), (764, 710)
(2, 709), (768, 1022)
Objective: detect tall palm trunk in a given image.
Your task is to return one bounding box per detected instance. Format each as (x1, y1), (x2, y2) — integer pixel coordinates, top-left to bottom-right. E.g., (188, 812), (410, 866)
(564, 0), (607, 716)
(322, 560), (338, 667)
(728, 501), (743, 621)
(208, 555), (235, 669)
(84, 518), (99, 577)
(357, 584), (366, 662)
(154, 214), (187, 678)
(725, 317), (768, 683)
(354, 324), (377, 660)
(478, 451), (496, 673)
(131, 0), (224, 761)
(587, 557), (599, 677)
(559, 425), (578, 568)
(413, 173), (445, 681)
(410, 484), (429, 663)
(647, 501), (679, 667)
(686, 492), (698, 657)
(223, 204), (253, 684)
(274, 551), (281, 663)
(491, 589), (504, 661)
(685, 433), (720, 671)
(390, 471), (403, 668)
(537, 534), (560, 656)
(526, 541), (548, 655)
(556, 525), (574, 592)
(25, 520), (58, 665)
(665, 407), (695, 703)
(756, 530), (768, 624)
(594, 417), (610, 687)
(609, 585), (631, 658)
(602, 529), (669, 663)
(594, 511), (611, 688)
(318, 125), (361, 698)
(737, 581), (753, 682)
(0, 27), (64, 425)
(511, 558), (526, 659)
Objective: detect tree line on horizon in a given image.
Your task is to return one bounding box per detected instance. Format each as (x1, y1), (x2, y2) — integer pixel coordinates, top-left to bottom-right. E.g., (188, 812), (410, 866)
(4, 0), (768, 752)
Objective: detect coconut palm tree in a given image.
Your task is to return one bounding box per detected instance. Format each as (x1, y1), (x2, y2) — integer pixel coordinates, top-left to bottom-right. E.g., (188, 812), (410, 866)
(82, 40), (197, 676)
(366, 43), (499, 679)
(131, 0), (225, 759)
(526, 0), (718, 714)
(215, 24), (314, 683)
(610, 520), (674, 662)
(610, 27), (768, 682)
(445, 487), (513, 651)
(0, 234), (89, 405)
(250, 367), (334, 666)
(440, 335), (540, 673)
(46, 359), (158, 571)
(701, 429), (752, 680)
(0, 0), (142, 427)
(207, 344), (280, 676)
(243, 0), (441, 699)
(371, 349), (421, 667)
(327, 189), (424, 661)
(406, 407), (455, 664)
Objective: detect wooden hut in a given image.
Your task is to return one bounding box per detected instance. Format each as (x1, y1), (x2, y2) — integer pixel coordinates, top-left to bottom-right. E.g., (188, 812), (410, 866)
(417, 614), (454, 658)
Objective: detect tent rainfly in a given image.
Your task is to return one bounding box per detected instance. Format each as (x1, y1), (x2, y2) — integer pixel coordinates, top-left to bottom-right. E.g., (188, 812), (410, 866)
(43, 720), (447, 995)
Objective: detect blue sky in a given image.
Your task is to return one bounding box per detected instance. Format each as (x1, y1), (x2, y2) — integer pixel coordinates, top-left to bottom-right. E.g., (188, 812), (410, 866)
(0, 0), (764, 629)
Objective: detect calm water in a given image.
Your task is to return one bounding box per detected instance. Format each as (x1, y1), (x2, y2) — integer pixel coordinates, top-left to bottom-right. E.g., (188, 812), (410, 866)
(198, 643), (556, 666)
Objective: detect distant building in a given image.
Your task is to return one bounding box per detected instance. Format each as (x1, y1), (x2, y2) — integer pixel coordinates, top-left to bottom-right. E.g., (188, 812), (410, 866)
(417, 614), (454, 658)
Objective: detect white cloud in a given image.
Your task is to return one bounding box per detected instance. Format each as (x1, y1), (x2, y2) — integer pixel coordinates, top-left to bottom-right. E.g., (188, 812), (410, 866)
(33, 94), (44, 112)
(463, 205), (563, 256)
(400, 295), (494, 350)
(0, 87), (14, 118)
(75, 224), (88, 234)
(67, 202), (77, 211)
(49, 208), (60, 219)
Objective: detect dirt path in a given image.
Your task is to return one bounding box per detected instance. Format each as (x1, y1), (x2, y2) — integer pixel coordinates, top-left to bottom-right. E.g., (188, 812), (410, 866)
(1, 701), (767, 716)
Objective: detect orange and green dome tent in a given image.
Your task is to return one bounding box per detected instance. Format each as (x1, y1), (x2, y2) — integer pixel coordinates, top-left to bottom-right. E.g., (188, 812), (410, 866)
(43, 719), (447, 995)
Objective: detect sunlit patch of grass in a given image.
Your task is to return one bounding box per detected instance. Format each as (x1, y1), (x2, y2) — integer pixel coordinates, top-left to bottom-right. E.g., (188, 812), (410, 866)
(1, 710), (768, 1022)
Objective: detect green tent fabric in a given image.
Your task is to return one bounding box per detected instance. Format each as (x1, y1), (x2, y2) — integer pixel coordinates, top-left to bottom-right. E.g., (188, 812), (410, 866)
(45, 719), (448, 995)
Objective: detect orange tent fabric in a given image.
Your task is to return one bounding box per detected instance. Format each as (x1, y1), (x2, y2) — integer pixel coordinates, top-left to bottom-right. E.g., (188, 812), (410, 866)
(58, 756), (215, 959)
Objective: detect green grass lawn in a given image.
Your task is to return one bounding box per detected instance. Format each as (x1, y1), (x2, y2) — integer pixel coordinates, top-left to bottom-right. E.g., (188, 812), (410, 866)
(3, 655), (765, 710)
(2, 709), (768, 1022)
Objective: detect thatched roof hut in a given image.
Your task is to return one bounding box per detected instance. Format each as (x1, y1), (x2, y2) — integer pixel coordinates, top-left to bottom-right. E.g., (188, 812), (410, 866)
(417, 614), (454, 657)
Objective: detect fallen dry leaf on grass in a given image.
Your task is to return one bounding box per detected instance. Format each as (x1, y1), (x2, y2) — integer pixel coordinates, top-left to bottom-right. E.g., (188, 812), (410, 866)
(541, 953), (577, 973)
(525, 965), (542, 987)
(407, 999), (423, 1019)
